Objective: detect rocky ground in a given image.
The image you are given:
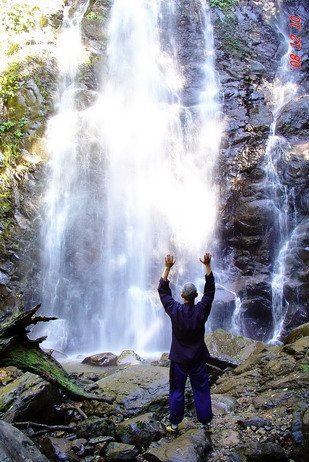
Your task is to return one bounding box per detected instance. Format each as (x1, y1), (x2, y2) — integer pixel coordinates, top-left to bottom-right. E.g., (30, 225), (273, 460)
(0, 327), (308, 462)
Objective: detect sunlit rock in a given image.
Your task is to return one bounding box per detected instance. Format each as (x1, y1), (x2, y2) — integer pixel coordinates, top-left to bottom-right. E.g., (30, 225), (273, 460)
(283, 322), (309, 344)
(82, 352), (118, 367)
(116, 350), (144, 366)
(144, 428), (212, 462)
(97, 365), (169, 417)
(205, 330), (263, 365)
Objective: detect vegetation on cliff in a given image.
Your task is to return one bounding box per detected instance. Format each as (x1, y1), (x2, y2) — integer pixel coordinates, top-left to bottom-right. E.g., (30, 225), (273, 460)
(0, 0), (58, 254)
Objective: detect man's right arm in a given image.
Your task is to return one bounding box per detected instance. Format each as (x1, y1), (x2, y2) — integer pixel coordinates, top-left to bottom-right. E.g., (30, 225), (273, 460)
(158, 278), (178, 317)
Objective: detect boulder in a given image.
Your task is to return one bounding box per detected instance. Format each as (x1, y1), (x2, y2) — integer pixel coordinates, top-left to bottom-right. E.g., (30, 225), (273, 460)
(41, 436), (82, 462)
(0, 419), (49, 462)
(276, 96), (309, 142)
(117, 350), (144, 366)
(205, 330), (262, 365)
(75, 416), (116, 439)
(96, 365), (169, 417)
(144, 428), (212, 462)
(283, 336), (309, 356)
(105, 442), (139, 461)
(242, 441), (288, 461)
(283, 322), (309, 344)
(82, 352), (118, 367)
(0, 372), (61, 423)
(116, 413), (165, 447)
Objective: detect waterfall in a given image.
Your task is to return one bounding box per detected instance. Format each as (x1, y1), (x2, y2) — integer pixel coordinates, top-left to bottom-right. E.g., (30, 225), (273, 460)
(40, 0), (222, 355)
(262, 12), (299, 343)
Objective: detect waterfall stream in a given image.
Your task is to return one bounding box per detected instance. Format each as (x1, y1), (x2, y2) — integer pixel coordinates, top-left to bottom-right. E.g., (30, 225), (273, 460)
(40, 0), (222, 355)
(262, 14), (299, 343)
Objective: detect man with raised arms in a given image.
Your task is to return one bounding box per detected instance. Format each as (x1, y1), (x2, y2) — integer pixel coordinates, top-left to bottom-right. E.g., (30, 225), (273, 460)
(158, 253), (215, 434)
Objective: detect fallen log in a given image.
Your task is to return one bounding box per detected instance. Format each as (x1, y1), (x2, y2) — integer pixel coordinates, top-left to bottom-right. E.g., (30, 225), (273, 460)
(0, 305), (112, 403)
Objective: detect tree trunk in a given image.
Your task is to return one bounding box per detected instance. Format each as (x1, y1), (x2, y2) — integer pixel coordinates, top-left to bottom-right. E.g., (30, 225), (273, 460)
(0, 305), (112, 403)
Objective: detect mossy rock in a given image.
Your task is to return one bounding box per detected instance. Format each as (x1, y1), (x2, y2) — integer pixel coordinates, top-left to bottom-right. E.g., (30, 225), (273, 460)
(283, 323), (309, 345)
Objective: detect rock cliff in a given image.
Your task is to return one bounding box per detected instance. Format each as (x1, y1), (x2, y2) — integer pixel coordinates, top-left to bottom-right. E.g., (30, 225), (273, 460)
(0, 0), (307, 339)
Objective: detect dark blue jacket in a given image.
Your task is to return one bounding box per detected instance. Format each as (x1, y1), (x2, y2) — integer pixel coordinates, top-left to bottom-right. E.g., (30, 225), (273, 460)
(158, 272), (215, 366)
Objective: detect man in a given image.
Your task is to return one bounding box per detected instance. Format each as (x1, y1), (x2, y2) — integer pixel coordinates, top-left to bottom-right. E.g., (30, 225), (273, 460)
(158, 253), (215, 435)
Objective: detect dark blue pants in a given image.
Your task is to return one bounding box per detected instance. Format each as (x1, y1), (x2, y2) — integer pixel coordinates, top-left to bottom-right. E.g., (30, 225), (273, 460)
(169, 360), (213, 425)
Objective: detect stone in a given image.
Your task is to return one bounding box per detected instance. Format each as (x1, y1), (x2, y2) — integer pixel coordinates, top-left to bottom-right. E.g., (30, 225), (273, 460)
(117, 350), (144, 366)
(283, 337), (309, 356)
(212, 394), (236, 415)
(74, 88), (98, 111)
(144, 428), (212, 462)
(158, 353), (169, 367)
(41, 436), (81, 462)
(242, 441), (288, 461)
(0, 367), (21, 386)
(205, 330), (262, 364)
(75, 416), (116, 439)
(213, 368), (261, 395)
(0, 419), (49, 462)
(276, 96), (309, 142)
(0, 271), (10, 286)
(116, 413), (165, 448)
(283, 322), (309, 344)
(96, 365), (169, 416)
(105, 442), (139, 461)
(82, 352), (118, 367)
(237, 416), (271, 429)
(0, 372), (61, 423)
(302, 408), (309, 455)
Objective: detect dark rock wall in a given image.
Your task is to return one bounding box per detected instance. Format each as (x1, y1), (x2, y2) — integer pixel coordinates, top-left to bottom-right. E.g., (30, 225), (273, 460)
(212, 0), (308, 340)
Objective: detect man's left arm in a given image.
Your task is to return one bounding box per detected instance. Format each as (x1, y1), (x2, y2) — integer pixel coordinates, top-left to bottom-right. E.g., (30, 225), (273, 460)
(199, 254), (215, 321)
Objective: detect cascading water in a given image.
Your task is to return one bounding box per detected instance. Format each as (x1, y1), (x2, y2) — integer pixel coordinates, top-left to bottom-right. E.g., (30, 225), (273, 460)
(262, 13), (299, 343)
(40, 0), (222, 355)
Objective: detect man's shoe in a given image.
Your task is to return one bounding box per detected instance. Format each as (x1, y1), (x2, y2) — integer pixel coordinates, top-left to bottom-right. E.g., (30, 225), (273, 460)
(165, 425), (179, 436)
(201, 423), (212, 433)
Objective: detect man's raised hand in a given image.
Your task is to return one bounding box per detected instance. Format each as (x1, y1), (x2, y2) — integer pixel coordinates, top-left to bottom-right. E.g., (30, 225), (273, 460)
(200, 253), (212, 266)
(165, 254), (175, 268)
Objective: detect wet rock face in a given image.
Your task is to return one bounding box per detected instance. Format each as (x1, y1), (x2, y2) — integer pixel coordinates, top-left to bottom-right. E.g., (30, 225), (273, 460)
(213, 0), (309, 338)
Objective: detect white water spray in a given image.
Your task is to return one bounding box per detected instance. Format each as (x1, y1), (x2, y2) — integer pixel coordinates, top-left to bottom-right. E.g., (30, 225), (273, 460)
(263, 16), (299, 343)
(41, 0), (222, 354)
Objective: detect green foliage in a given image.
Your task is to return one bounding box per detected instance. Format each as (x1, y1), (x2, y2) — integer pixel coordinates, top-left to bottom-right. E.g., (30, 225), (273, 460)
(215, 14), (252, 59)
(0, 117), (27, 165)
(209, 0), (238, 10)
(0, 62), (21, 100)
(7, 43), (20, 56)
(0, 0), (39, 35)
(0, 193), (12, 215)
(301, 364), (309, 372)
(86, 11), (104, 21)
